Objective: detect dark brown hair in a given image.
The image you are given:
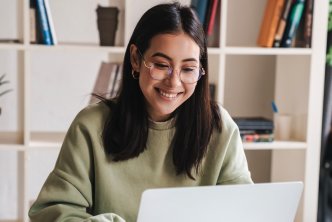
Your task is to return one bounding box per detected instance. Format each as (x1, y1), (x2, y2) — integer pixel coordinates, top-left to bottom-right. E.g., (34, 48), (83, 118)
(100, 2), (221, 179)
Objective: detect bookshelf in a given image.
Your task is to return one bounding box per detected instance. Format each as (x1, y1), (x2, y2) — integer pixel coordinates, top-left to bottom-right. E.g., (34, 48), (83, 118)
(0, 0), (328, 221)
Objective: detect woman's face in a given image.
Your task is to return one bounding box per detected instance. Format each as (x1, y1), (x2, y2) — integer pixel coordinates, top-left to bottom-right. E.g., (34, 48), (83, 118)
(132, 32), (201, 122)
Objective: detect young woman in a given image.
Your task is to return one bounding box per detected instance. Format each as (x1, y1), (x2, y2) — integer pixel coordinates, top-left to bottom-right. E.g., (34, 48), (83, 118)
(29, 2), (252, 222)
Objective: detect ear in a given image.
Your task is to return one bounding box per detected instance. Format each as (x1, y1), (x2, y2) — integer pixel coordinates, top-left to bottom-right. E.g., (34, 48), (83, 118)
(130, 44), (141, 72)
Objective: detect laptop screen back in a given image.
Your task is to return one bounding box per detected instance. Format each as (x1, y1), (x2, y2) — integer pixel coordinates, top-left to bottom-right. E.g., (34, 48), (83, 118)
(136, 182), (303, 222)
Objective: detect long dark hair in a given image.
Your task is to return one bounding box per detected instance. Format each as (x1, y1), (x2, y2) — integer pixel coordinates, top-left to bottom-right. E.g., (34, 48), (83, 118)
(100, 2), (221, 179)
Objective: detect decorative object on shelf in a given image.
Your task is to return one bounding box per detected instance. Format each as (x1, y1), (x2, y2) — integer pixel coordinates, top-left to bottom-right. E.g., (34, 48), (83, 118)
(0, 73), (13, 115)
(96, 5), (119, 46)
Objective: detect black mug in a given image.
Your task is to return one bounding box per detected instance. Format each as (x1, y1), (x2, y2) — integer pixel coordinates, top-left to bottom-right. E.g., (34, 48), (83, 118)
(96, 5), (119, 46)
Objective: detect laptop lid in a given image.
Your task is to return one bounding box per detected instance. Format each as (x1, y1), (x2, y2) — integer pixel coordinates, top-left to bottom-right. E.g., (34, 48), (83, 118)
(136, 181), (303, 222)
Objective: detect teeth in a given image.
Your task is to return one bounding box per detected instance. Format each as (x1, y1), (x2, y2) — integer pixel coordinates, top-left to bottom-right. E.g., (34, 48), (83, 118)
(159, 89), (177, 98)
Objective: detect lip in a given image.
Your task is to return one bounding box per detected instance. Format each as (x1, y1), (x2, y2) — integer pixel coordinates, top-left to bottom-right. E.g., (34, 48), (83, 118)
(156, 88), (182, 100)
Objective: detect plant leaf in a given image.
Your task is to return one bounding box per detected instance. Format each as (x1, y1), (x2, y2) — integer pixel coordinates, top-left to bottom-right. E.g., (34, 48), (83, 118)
(0, 89), (13, 97)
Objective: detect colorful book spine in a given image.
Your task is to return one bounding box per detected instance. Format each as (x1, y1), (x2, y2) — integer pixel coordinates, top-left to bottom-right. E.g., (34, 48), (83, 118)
(241, 133), (274, 143)
(35, 0), (53, 45)
(273, 0), (293, 47)
(44, 0), (57, 44)
(281, 0), (305, 47)
(206, 0), (219, 36)
(257, 0), (285, 47)
(304, 0), (313, 48)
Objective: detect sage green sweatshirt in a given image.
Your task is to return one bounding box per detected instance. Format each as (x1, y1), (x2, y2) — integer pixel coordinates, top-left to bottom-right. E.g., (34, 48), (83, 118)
(29, 102), (252, 222)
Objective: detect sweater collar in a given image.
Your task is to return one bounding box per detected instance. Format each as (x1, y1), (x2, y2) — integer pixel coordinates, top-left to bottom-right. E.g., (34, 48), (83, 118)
(148, 117), (175, 130)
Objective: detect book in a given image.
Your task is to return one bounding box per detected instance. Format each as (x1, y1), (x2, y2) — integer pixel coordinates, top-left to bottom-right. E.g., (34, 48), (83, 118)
(44, 0), (57, 44)
(191, 0), (209, 25)
(273, 0), (293, 47)
(110, 64), (120, 98)
(35, 0), (53, 45)
(257, 0), (286, 47)
(209, 83), (216, 101)
(241, 133), (274, 143)
(206, 0), (219, 36)
(30, 0), (42, 44)
(89, 62), (115, 104)
(111, 64), (122, 98)
(233, 117), (274, 130)
(280, 0), (305, 47)
(303, 0), (313, 48)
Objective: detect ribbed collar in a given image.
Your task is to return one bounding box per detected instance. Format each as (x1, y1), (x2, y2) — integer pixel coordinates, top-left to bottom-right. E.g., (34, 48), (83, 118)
(148, 117), (176, 130)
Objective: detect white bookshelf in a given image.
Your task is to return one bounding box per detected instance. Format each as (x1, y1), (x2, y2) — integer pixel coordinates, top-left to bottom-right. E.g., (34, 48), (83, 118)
(0, 0), (328, 221)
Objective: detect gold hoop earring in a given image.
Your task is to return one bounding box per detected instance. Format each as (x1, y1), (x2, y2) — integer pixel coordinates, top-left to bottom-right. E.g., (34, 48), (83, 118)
(131, 70), (139, 79)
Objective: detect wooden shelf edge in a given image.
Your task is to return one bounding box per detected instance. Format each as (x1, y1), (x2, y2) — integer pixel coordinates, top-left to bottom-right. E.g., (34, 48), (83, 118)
(244, 140), (307, 150)
(224, 47), (312, 56)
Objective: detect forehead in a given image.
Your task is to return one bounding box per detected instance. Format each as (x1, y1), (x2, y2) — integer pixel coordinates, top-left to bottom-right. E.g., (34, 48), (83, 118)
(146, 32), (200, 60)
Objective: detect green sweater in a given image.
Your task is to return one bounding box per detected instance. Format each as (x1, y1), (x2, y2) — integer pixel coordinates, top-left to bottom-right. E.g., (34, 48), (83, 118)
(29, 102), (253, 222)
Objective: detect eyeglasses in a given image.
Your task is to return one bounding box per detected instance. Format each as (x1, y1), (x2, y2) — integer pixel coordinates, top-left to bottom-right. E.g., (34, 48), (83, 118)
(137, 49), (205, 84)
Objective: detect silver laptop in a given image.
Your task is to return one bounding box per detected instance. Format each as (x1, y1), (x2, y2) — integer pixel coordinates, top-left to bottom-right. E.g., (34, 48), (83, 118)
(136, 181), (303, 222)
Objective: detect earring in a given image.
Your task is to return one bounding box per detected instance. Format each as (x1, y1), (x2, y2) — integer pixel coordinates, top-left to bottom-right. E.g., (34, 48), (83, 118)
(132, 69), (139, 79)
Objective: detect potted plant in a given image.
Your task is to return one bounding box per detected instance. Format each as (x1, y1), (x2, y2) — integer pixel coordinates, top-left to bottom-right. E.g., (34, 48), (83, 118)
(0, 73), (13, 115)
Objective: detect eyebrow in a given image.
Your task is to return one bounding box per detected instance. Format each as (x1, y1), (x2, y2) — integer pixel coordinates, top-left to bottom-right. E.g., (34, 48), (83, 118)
(151, 52), (198, 63)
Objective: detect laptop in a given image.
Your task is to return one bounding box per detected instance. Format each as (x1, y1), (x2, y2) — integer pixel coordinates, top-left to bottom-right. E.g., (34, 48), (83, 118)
(136, 181), (303, 222)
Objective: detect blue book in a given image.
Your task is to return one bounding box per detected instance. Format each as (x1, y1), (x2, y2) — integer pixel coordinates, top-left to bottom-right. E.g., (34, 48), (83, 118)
(35, 0), (53, 45)
(280, 0), (305, 47)
(191, 0), (209, 25)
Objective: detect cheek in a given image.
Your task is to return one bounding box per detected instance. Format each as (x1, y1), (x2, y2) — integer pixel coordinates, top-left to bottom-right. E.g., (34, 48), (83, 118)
(185, 84), (197, 97)
(138, 72), (155, 95)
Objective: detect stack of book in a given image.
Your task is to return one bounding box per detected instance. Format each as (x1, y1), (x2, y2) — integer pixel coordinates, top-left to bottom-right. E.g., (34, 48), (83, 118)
(233, 117), (274, 143)
(30, 0), (57, 45)
(257, 0), (313, 48)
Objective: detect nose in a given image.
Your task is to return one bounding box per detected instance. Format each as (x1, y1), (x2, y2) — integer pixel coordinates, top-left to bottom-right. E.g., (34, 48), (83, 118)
(165, 68), (182, 86)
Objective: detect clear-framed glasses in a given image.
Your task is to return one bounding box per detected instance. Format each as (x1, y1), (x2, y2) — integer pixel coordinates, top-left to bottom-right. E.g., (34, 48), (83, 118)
(137, 49), (205, 84)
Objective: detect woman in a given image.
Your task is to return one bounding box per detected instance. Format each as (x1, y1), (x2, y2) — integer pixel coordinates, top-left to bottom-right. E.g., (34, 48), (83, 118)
(29, 2), (252, 222)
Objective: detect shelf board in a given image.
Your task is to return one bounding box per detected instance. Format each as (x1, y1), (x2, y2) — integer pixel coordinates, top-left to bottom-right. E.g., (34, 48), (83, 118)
(0, 144), (25, 151)
(28, 43), (126, 53)
(0, 42), (25, 50)
(207, 47), (221, 54)
(0, 220), (21, 222)
(29, 132), (65, 149)
(225, 47), (312, 55)
(244, 140), (307, 150)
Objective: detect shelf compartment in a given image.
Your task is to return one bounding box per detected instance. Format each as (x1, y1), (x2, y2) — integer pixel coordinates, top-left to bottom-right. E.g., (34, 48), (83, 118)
(0, 150), (19, 220)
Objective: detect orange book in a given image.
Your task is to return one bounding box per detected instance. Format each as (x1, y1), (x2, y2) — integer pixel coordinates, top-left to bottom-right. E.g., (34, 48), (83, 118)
(257, 0), (285, 47)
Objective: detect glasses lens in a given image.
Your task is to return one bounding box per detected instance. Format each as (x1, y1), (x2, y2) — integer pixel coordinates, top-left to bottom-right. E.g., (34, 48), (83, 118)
(150, 64), (169, 80)
(180, 68), (200, 84)
(148, 63), (202, 84)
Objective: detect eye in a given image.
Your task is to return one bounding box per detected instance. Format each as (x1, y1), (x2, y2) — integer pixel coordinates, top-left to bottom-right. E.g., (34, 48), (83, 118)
(153, 63), (170, 70)
(182, 67), (197, 73)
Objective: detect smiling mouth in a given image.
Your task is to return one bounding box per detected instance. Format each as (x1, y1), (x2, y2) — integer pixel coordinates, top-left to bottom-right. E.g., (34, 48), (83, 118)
(158, 89), (181, 99)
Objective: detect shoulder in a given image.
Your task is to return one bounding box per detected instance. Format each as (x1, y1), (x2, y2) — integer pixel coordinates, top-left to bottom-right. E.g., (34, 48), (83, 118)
(70, 102), (111, 133)
(218, 105), (238, 135)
